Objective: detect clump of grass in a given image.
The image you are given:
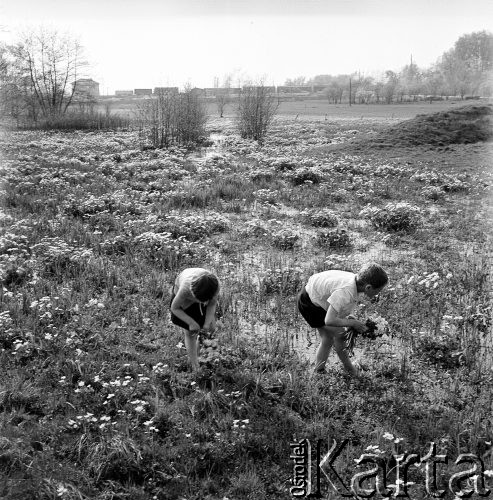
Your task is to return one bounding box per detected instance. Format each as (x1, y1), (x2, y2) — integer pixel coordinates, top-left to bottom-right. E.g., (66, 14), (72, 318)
(301, 208), (339, 227)
(261, 266), (303, 295)
(227, 469), (267, 500)
(360, 202), (422, 232)
(271, 230), (300, 250)
(287, 167), (323, 185)
(316, 227), (352, 248)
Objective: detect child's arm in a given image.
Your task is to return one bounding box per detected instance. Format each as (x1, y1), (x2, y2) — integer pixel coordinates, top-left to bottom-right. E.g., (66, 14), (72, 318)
(324, 305), (366, 332)
(171, 288), (201, 331)
(203, 297), (218, 330)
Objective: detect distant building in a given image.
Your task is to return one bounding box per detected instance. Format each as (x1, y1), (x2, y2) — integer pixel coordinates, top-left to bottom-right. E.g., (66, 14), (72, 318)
(204, 87), (239, 97)
(153, 87), (179, 95)
(190, 88), (206, 97)
(134, 88), (153, 96)
(115, 90), (134, 97)
(242, 85), (276, 94)
(72, 78), (100, 99)
(277, 85), (312, 94)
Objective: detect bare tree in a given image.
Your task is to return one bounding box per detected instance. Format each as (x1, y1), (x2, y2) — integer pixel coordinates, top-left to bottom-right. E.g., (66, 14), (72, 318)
(10, 27), (86, 120)
(215, 73), (232, 118)
(383, 70), (399, 104)
(236, 82), (278, 145)
(137, 86), (207, 149)
(284, 75), (306, 86)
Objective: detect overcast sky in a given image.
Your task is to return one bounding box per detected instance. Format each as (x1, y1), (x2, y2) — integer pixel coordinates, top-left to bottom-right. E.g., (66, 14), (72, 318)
(1, 0), (492, 94)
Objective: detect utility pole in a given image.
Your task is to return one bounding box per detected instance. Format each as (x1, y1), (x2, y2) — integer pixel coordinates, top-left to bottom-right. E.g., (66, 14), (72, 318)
(349, 78), (352, 106)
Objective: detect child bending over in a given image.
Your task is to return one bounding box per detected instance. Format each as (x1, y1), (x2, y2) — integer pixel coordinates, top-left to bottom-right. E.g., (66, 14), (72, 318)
(297, 262), (388, 377)
(170, 268), (220, 371)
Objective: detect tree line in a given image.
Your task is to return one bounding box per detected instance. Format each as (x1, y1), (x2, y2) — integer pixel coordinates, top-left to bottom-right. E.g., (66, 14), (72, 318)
(284, 31), (493, 103)
(0, 27), (491, 146)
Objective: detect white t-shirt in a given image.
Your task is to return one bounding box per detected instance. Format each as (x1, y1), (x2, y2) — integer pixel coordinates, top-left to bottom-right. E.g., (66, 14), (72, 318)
(173, 268), (219, 303)
(305, 270), (358, 318)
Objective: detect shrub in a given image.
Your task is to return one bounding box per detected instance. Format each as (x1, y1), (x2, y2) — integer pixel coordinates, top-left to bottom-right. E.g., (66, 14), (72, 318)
(159, 213), (230, 241)
(269, 158), (297, 171)
(360, 203), (422, 232)
(262, 267), (302, 295)
(421, 186), (445, 201)
(288, 168), (322, 185)
(302, 208), (339, 228)
(253, 188), (279, 205)
(317, 228), (352, 248)
(271, 230), (299, 250)
(137, 87), (208, 148)
(415, 331), (463, 369)
(236, 84), (278, 144)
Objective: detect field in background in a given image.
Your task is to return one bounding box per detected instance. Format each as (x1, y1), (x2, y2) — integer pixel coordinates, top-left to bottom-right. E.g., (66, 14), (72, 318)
(1, 105), (492, 499)
(96, 96), (488, 121)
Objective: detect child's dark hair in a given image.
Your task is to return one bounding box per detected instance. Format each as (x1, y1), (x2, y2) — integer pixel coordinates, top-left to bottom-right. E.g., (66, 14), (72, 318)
(357, 263), (388, 289)
(191, 273), (219, 302)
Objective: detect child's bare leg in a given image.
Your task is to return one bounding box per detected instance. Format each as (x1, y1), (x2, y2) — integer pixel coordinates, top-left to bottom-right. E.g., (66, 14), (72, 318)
(314, 327), (336, 372)
(333, 333), (359, 377)
(184, 331), (199, 371)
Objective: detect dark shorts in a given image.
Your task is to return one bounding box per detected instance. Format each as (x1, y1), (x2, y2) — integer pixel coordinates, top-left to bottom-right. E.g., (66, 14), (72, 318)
(170, 293), (206, 331)
(297, 287), (327, 328)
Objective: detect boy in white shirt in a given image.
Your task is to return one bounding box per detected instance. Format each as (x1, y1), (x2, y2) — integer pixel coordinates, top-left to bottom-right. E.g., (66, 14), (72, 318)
(297, 262), (388, 376)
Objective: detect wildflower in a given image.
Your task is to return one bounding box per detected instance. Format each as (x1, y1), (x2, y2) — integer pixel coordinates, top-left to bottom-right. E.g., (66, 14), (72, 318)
(57, 484), (70, 496)
(176, 342), (184, 349)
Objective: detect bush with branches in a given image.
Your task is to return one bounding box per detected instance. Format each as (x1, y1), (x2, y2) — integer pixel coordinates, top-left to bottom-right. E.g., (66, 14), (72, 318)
(236, 84), (278, 145)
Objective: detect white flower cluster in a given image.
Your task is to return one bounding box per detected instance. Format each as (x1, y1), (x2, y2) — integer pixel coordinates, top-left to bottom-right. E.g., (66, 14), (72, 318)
(407, 272), (452, 289)
(368, 314), (390, 335)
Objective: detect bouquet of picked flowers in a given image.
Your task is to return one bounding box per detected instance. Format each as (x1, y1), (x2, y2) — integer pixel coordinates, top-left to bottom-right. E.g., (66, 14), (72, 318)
(344, 314), (389, 357)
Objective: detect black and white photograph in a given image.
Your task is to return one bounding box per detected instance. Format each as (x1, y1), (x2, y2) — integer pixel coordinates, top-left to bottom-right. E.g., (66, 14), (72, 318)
(0, 0), (492, 498)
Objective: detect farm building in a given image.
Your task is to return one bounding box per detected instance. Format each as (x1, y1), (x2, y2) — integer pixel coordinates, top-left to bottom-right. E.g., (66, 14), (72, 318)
(72, 79), (100, 99)
(190, 88), (206, 97)
(242, 86), (276, 94)
(153, 87), (179, 95)
(115, 90), (134, 97)
(204, 87), (241, 97)
(277, 85), (312, 94)
(134, 89), (153, 96)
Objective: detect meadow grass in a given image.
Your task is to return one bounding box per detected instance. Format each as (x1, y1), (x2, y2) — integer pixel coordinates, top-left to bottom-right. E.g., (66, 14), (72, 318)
(0, 110), (492, 499)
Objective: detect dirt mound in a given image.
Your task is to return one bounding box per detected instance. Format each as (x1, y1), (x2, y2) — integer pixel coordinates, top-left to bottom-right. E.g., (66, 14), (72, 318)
(354, 104), (493, 149)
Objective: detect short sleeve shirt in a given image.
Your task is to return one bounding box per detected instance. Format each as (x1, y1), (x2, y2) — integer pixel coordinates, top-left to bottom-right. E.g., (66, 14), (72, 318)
(173, 268), (219, 303)
(305, 270), (358, 318)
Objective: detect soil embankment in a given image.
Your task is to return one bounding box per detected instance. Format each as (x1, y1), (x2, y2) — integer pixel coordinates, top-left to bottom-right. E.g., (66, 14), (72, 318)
(350, 104), (493, 150)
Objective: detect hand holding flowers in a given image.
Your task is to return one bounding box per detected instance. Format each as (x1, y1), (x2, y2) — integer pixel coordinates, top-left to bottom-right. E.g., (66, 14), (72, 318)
(344, 314), (389, 357)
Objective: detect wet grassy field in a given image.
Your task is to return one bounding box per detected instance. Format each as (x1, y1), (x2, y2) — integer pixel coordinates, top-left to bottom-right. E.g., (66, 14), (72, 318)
(0, 104), (492, 499)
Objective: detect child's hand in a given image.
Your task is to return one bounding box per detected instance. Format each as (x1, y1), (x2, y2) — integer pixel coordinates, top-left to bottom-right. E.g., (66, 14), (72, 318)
(349, 319), (367, 333)
(189, 322), (201, 332)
